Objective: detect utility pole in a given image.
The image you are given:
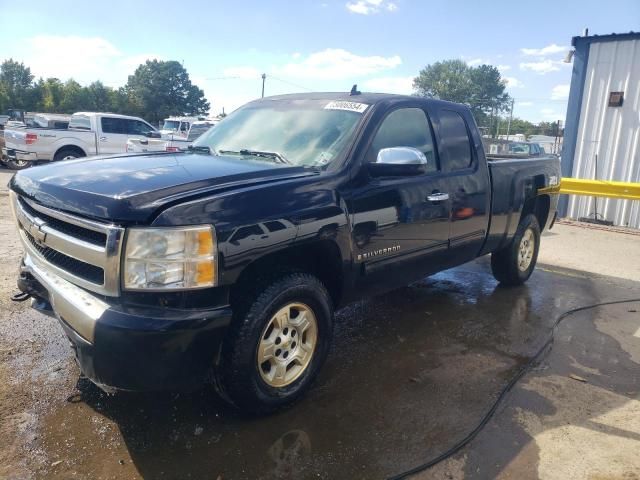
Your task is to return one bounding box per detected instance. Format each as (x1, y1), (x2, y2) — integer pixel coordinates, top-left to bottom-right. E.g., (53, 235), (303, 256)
(489, 105), (496, 138)
(505, 98), (515, 141)
(261, 73), (266, 98)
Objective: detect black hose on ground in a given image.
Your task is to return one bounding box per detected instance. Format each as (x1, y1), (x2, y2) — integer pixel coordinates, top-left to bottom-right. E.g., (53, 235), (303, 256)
(387, 298), (640, 480)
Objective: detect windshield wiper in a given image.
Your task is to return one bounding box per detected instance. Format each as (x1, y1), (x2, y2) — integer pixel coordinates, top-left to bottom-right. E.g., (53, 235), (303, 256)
(218, 149), (291, 165)
(188, 145), (212, 154)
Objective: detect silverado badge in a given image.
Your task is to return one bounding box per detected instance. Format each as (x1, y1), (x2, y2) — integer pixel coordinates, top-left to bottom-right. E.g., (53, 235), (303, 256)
(357, 245), (400, 261)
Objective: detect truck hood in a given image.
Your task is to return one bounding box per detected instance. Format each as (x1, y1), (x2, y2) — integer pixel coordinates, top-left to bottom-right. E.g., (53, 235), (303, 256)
(10, 152), (317, 223)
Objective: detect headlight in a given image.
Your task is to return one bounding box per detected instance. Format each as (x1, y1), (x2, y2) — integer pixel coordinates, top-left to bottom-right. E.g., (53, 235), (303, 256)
(123, 226), (217, 290)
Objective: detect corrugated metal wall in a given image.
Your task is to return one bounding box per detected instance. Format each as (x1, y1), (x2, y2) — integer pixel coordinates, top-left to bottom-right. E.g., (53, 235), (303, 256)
(567, 38), (640, 228)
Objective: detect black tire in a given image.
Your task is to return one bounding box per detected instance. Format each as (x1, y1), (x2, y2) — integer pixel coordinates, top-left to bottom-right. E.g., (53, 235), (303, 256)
(54, 148), (85, 162)
(491, 214), (541, 286)
(218, 273), (333, 414)
(5, 158), (31, 170)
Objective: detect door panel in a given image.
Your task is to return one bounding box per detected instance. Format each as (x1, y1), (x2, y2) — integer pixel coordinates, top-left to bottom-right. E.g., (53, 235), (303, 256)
(99, 117), (129, 154)
(436, 109), (491, 262)
(349, 106), (451, 292)
(350, 175), (451, 263)
(127, 120), (156, 144)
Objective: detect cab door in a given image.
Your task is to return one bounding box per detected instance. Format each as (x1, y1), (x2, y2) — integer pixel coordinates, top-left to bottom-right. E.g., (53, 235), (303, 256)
(98, 116), (129, 154)
(435, 108), (490, 263)
(127, 119), (157, 144)
(348, 106), (451, 291)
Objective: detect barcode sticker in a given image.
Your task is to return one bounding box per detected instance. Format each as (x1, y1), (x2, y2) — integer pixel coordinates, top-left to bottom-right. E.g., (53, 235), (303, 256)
(324, 101), (369, 113)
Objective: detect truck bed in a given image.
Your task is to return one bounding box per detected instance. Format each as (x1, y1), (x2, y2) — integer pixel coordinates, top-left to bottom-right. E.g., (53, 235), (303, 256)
(482, 155), (561, 255)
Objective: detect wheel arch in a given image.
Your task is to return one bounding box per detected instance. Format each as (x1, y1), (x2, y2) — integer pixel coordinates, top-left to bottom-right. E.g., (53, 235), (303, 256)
(54, 144), (87, 160)
(521, 194), (551, 232)
(229, 239), (345, 313)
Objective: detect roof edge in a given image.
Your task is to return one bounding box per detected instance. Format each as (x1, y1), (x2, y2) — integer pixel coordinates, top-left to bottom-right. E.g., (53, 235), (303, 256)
(572, 31), (640, 47)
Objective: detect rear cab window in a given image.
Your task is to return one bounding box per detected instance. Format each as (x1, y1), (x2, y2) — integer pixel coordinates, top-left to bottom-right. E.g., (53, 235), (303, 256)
(438, 109), (474, 171)
(69, 114), (91, 130)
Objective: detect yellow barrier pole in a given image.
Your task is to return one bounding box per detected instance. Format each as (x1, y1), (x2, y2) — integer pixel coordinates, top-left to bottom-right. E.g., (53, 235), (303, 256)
(539, 178), (640, 200)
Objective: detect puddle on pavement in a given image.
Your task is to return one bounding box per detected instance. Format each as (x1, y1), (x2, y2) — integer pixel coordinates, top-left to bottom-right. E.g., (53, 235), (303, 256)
(33, 261), (606, 479)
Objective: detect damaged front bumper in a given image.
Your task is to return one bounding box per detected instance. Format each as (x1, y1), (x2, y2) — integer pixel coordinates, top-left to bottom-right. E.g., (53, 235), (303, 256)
(18, 253), (232, 392)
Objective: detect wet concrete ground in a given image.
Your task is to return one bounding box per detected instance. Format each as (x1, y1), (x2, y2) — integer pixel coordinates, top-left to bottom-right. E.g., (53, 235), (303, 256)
(0, 177), (639, 478)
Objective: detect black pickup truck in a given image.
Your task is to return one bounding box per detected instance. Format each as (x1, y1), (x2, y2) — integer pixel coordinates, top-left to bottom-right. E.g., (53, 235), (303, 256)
(10, 92), (560, 413)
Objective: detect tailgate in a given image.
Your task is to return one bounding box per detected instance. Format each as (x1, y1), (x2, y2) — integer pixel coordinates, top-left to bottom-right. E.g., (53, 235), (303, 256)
(4, 128), (28, 148)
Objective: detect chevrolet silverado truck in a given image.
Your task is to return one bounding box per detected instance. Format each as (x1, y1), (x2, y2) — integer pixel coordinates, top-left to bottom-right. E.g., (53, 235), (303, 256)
(10, 92), (560, 413)
(2, 112), (157, 170)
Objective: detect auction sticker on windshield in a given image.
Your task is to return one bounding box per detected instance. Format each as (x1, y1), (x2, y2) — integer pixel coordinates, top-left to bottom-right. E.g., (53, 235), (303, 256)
(324, 101), (369, 113)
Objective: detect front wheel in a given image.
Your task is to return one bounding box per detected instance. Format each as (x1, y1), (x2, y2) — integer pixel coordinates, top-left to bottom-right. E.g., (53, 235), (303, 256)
(218, 273), (333, 414)
(491, 214), (541, 286)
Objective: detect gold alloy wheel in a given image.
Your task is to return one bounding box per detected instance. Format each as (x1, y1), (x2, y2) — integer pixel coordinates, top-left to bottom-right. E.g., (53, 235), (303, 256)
(257, 302), (318, 388)
(517, 228), (535, 272)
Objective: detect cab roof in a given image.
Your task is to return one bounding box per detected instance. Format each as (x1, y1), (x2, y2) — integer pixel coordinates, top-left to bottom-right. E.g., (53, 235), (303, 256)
(249, 92), (468, 111)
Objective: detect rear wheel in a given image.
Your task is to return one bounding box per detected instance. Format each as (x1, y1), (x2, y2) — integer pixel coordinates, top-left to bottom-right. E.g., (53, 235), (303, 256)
(5, 158), (31, 170)
(491, 214), (541, 286)
(217, 273), (333, 414)
(54, 148), (85, 162)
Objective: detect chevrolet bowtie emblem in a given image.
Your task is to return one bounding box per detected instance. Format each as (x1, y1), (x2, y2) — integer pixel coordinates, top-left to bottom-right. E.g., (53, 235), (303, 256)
(18, 211), (47, 246)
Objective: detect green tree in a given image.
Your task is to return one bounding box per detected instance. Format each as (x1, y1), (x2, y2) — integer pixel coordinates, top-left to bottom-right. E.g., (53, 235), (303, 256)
(125, 60), (209, 124)
(36, 78), (65, 112)
(497, 117), (536, 137)
(0, 82), (9, 113)
(86, 81), (114, 112)
(0, 59), (36, 110)
(493, 117), (564, 139)
(413, 59), (511, 128)
(537, 121), (562, 137)
(109, 87), (134, 115)
(59, 79), (91, 113)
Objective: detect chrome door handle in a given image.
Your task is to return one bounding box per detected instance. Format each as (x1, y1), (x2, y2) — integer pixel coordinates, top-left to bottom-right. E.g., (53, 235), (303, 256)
(427, 193), (449, 202)
(99, 136), (107, 142)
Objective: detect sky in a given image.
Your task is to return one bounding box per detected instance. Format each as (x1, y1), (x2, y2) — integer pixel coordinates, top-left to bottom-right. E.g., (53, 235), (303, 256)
(1, 0), (639, 122)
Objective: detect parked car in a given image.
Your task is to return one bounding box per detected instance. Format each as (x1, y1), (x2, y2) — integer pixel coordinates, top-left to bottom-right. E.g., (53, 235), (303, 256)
(0, 108), (28, 126)
(484, 139), (546, 158)
(126, 120), (216, 153)
(159, 116), (210, 138)
(10, 92), (560, 413)
(508, 141), (545, 156)
(0, 129), (5, 165)
(1, 112), (157, 170)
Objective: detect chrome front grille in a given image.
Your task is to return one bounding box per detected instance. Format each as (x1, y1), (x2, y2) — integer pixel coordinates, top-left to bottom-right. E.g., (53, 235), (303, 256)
(11, 192), (124, 296)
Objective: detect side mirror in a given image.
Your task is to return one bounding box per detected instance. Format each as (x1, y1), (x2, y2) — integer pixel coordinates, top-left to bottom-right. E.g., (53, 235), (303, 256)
(145, 131), (161, 139)
(368, 147), (428, 177)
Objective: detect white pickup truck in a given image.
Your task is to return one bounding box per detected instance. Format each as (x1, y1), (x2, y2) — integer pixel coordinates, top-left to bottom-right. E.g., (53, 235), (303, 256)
(1, 112), (157, 170)
(126, 120), (216, 153)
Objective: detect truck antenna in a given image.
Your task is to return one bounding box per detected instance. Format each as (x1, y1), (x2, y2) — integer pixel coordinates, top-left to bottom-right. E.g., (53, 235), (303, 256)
(350, 84), (361, 96)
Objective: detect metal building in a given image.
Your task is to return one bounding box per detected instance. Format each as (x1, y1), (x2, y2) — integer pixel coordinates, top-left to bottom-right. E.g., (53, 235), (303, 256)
(562, 32), (640, 228)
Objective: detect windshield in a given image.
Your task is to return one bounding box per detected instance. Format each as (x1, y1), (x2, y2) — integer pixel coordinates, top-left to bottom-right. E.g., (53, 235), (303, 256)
(162, 120), (180, 131)
(193, 99), (366, 167)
